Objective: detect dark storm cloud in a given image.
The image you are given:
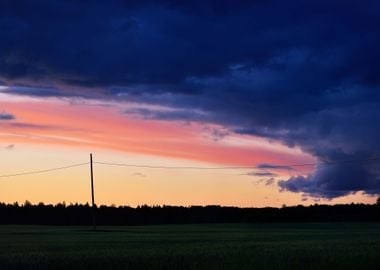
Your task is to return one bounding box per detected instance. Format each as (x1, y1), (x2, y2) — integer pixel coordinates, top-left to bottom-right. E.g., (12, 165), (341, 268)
(1, 0), (380, 198)
(278, 163), (380, 199)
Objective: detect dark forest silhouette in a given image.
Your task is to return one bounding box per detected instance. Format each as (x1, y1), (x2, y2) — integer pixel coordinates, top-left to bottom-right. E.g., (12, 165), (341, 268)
(0, 201), (379, 225)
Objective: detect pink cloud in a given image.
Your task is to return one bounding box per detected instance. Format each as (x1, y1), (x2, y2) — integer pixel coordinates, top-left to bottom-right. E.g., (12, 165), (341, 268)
(0, 97), (314, 167)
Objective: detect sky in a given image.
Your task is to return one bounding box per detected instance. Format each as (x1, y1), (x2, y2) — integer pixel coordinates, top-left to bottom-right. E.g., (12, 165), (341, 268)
(0, 0), (379, 207)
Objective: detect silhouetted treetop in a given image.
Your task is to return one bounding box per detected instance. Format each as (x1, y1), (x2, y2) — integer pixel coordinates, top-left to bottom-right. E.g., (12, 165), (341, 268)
(0, 202), (379, 225)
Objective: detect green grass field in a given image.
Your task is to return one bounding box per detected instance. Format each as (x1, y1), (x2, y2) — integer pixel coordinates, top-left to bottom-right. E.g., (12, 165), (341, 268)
(0, 223), (379, 270)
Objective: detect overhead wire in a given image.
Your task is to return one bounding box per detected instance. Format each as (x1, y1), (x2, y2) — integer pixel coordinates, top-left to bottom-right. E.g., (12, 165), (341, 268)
(0, 162), (89, 178)
(0, 156), (380, 178)
(94, 161), (262, 170)
(94, 156), (380, 170)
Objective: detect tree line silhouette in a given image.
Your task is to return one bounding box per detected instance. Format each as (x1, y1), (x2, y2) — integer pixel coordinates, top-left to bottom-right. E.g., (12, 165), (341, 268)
(0, 200), (379, 225)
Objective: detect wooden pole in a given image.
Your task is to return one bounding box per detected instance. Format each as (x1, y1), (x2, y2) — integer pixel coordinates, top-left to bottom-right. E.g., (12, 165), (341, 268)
(90, 153), (96, 230)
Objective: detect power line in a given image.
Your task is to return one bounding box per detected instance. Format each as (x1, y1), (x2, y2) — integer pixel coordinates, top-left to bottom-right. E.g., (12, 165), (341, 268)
(94, 156), (380, 170)
(94, 161), (259, 170)
(0, 162), (89, 178)
(1, 156), (380, 178)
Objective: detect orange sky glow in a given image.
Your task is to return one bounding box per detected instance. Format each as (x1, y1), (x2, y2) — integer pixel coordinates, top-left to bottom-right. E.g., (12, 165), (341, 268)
(0, 92), (375, 207)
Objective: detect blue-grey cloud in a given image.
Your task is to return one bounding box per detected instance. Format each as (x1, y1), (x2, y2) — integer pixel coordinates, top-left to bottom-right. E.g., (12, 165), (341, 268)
(245, 171), (278, 177)
(0, 112), (15, 120)
(132, 172), (147, 178)
(5, 144), (15, 150)
(255, 164), (296, 171)
(253, 177), (276, 187)
(1, 86), (65, 97)
(125, 107), (209, 122)
(264, 177), (275, 186)
(0, 122), (52, 129)
(1, 0), (380, 198)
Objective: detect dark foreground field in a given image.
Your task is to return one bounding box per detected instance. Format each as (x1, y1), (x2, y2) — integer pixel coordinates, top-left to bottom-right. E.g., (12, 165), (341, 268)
(1, 223), (379, 270)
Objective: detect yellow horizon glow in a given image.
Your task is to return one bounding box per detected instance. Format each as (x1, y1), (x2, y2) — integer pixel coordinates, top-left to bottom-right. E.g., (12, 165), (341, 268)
(0, 93), (376, 206)
(0, 144), (375, 207)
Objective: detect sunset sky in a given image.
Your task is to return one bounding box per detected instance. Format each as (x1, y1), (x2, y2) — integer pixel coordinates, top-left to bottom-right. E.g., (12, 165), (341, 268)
(1, 1), (379, 207)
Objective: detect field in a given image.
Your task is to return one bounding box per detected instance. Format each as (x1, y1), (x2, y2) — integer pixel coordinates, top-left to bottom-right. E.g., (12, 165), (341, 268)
(0, 223), (379, 270)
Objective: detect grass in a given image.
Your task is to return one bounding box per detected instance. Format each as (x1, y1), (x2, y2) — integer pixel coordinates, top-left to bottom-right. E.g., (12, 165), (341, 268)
(0, 223), (379, 269)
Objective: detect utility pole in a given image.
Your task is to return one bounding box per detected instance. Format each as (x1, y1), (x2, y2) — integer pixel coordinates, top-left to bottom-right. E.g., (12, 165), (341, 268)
(90, 153), (96, 230)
